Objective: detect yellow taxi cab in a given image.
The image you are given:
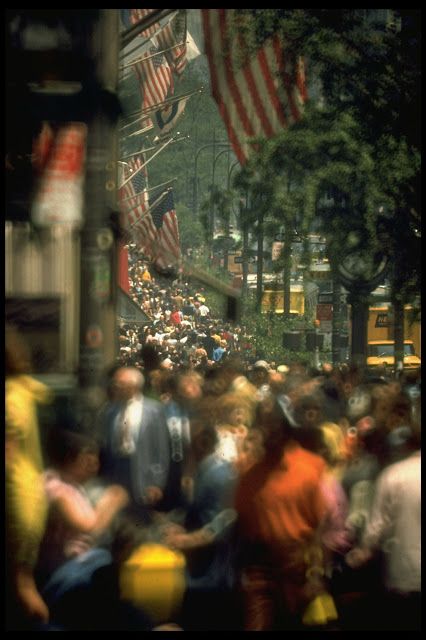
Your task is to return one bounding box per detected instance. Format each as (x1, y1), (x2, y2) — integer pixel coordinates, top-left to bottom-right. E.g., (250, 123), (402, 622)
(367, 340), (421, 371)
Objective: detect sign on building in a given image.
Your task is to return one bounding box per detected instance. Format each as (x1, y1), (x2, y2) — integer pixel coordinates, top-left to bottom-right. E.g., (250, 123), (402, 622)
(31, 122), (87, 228)
(375, 312), (391, 327)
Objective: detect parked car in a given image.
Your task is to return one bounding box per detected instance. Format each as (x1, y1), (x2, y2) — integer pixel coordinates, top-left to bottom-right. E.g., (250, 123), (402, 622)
(367, 340), (421, 372)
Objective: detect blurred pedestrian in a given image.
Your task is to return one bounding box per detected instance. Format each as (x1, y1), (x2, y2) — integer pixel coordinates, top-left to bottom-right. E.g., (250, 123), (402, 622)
(235, 397), (330, 630)
(346, 444), (421, 630)
(5, 324), (53, 629)
(98, 367), (170, 524)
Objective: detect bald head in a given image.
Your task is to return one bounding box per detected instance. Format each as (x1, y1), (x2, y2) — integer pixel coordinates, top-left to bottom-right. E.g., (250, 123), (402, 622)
(113, 367), (145, 401)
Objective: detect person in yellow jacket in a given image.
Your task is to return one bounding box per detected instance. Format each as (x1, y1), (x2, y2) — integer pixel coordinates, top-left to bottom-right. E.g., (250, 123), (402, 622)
(5, 324), (53, 629)
(141, 265), (152, 282)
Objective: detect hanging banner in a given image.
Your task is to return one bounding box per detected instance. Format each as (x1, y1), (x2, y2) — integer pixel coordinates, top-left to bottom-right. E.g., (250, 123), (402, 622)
(153, 95), (189, 139)
(31, 122), (87, 228)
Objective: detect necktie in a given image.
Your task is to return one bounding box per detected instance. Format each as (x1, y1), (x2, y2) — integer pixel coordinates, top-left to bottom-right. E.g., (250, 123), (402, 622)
(168, 416), (183, 463)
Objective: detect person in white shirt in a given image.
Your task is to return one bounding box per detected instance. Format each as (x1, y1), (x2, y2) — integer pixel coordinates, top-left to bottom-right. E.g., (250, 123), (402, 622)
(198, 304), (210, 321)
(346, 446), (421, 630)
(99, 367), (170, 523)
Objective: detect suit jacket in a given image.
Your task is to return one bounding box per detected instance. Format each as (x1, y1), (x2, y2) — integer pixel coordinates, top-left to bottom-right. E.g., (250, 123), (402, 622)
(100, 396), (170, 506)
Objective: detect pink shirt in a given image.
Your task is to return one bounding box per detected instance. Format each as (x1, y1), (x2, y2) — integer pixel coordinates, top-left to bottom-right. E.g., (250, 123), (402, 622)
(38, 470), (95, 576)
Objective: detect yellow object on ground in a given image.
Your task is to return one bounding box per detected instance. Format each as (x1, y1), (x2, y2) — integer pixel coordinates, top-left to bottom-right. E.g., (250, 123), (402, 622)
(302, 592), (338, 626)
(119, 543), (186, 625)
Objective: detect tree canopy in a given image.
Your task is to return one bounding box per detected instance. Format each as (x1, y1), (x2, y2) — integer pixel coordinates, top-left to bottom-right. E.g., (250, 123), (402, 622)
(231, 9), (420, 306)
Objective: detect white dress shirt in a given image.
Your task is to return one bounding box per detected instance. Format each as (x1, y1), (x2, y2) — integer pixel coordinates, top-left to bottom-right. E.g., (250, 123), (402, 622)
(115, 394), (144, 456)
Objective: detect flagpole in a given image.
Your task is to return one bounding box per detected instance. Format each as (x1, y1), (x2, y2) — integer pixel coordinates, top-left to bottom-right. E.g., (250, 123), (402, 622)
(119, 117), (152, 132)
(128, 188), (171, 230)
(146, 178), (177, 193)
(120, 40), (187, 71)
(119, 137), (175, 188)
(125, 126), (155, 139)
(120, 136), (189, 160)
(119, 179), (175, 205)
(119, 10), (180, 60)
(140, 86), (203, 114)
(121, 9), (175, 48)
(119, 88), (203, 130)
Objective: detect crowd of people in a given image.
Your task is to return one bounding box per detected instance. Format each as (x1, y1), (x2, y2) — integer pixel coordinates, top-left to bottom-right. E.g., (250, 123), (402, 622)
(118, 245), (254, 372)
(5, 250), (421, 631)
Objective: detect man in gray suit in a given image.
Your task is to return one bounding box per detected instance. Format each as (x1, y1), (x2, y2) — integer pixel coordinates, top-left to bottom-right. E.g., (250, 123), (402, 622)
(99, 366), (170, 521)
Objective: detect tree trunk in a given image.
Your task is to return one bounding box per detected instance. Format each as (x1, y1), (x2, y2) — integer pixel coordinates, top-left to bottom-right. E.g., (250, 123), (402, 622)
(241, 199), (249, 297)
(332, 278), (342, 365)
(348, 290), (369, 373)
(223, 209), (230, 272)
(282, 222), (292, 318)
(256, 209), (264, 312)
(392, 297), (405, 377)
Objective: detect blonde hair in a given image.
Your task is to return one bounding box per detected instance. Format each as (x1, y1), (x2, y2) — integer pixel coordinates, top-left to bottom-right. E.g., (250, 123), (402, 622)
(320, 422), (346, 467)
(217, 392), (253, 426)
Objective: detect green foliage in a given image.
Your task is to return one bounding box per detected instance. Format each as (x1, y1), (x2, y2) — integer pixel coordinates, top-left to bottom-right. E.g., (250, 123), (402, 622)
(185, 253), (235, 320)
(231, 10), (420, 307)
(176, 203), (205, 254)
(240, 297), (319, 364)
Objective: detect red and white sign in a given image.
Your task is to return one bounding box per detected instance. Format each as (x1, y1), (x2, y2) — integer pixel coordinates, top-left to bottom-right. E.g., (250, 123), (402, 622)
(31, 122), (87, 227)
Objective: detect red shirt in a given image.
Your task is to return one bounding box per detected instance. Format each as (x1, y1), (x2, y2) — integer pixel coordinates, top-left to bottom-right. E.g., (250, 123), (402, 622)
(170, 311), (182, 325)
(235, 442), (327, 548)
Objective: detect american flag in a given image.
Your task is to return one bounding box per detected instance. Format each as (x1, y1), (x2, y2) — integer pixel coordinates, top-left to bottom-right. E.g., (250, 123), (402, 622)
(147, 187), (180, 269)
(122, 9), (187, 77)
(118, 155), (153, 247)
(202, 9), (308, 164)
(156, 10), (187, 77)
(133, 44), (174, 115)
(121, 9), (161, 40)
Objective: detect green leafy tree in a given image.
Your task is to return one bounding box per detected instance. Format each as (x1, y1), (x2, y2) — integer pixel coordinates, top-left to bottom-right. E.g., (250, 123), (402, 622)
(176, 203), (206, 256)
(231, 10), (420, 367)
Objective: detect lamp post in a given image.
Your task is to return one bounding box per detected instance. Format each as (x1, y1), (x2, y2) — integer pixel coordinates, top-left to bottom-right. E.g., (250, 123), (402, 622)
(193, 141), (230, 218)
(211, 147), (231, 246)
(222, 159), (240, 272)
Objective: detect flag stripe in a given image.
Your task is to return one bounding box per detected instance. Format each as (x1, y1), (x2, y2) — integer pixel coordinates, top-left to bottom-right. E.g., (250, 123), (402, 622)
(203, 9), (251, 163)
(202, 9), (307, 164)
(257, 42), (288, 130)
(206, 9), (256, 161)
(156, 12), (188, 76)
(240, 35), (275, 139)
(275, 39), (299, 123)
(118, 155), (151, 249)
(130, 9), (161, 39)
(133, 45), (174, 113)
(218, 10), (256, 139)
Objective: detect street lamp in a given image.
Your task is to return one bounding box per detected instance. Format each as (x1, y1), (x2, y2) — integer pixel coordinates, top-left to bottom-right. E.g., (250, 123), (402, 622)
(211, 147), (232, 243)
(193, 142), (230, 218)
